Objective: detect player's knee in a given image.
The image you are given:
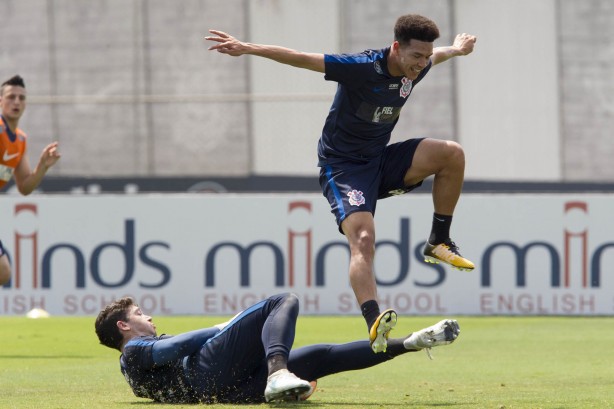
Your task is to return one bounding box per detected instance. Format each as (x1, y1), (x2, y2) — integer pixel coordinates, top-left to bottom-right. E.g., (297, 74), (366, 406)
(353, 230), (376, 256)
(443, 141), (465, 168)
(281, 292), (300, 317)
(285, 292), (299, 306)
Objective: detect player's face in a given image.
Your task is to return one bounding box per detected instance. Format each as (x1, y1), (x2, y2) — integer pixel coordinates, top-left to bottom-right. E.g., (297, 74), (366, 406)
(392, 39), (433, 80)
(125, 305), (157, 336)
(0, 85), (27, 121)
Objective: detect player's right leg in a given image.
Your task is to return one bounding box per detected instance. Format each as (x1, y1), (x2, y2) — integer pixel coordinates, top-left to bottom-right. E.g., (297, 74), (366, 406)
(320, 162), (397, 353)
(341, 212), (397, 353)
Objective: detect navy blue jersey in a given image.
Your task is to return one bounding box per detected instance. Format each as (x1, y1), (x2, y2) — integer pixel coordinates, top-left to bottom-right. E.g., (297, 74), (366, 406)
(120, 335), (197, 403)
(318, 47), (431, 165)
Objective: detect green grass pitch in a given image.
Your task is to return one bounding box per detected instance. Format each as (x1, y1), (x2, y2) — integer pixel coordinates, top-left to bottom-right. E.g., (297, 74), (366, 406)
(1, 314), (613, 408)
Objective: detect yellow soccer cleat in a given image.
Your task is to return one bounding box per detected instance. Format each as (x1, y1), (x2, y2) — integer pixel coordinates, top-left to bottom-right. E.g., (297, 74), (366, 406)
(423, 239), (475, 272)
(369, 309), (397, 353)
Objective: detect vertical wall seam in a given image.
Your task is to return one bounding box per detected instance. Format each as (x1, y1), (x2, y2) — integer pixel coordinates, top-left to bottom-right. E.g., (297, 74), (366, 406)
(132, 0), (142, 174)
(245, 0), (254, 175)
(448, 0), (459, 144)
(555, 0), (565, 181)
(141, 0), (155, 174)
(46, 0), (61, 171)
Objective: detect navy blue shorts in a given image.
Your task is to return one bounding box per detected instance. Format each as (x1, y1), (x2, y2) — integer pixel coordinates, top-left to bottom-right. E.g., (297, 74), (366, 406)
(319, 138), (425, 232)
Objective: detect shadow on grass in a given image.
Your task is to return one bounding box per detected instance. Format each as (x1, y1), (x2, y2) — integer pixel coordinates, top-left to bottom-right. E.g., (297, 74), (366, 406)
(286, 403), (469, 408)
(0, 355), (94, 359)
(122, 400), (468, 407)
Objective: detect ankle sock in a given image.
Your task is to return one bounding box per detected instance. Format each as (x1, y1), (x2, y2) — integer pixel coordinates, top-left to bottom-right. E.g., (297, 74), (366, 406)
(267, 354), (287, 375)
(386, 337), (412, 356)
(360, 300), (380, 330)
(429, 213), (452, 244)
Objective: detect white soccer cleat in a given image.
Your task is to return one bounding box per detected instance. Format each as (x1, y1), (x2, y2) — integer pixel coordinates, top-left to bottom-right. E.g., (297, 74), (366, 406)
(403, 319), (460, 359)
(299, 380), (317, 401)
(264, 369), (312, 402)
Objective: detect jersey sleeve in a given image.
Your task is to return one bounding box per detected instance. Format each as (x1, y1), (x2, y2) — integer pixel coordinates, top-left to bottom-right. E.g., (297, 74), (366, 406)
(324, 51), (377, 87)
(151, 328), (219, 366)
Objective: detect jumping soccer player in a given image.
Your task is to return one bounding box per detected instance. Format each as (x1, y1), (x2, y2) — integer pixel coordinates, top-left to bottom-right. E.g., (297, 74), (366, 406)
(95, 292), (460, 404)
(205, 14), (476, 353)
(0, 75), (61, 286)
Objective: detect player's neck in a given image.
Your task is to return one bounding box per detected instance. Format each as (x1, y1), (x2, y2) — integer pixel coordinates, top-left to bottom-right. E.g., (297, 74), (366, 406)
(386, 54), (403, 77)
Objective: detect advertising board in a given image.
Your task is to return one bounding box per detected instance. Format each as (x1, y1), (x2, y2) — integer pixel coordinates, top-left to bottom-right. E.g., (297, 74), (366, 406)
(1, 194), (612, 316)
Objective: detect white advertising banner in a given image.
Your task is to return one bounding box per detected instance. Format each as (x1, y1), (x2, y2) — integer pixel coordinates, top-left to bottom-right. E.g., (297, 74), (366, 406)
(1, 194), (612, 316)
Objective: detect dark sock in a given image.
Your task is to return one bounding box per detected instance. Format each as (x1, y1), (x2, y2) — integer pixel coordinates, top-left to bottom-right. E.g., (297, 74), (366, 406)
(428, 213), (453, 244)
(361, 300), (381, 330)
(267, 353), (287, 375)
(386, 338), (413, 357)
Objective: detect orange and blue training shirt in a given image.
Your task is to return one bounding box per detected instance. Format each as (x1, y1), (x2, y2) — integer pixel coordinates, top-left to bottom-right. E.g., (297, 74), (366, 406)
(0, 115), (27, 189)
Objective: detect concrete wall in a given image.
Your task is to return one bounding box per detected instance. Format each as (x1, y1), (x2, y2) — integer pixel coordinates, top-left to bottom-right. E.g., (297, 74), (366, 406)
(0, 0), (611, 182)
(456, 0), (561, 180)
(559, 0), (614, 181)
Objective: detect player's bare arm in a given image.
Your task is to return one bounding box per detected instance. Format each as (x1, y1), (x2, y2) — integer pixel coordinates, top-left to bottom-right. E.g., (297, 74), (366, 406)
(431, 33), (476, 65)
(205, 30), (325, 73)
(13, 141), (61, 195)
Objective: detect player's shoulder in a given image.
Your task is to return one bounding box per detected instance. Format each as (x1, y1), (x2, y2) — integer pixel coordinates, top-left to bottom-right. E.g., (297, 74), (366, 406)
(125, 335), (159, 348)
(362, 47), (388, 61)
(0, 119), (27, 141)
(14, 128), (27, 143)
(325, 47), (388, 65)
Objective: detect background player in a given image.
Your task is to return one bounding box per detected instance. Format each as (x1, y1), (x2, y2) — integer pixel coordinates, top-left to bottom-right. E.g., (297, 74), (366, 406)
(205, 14), (476, 353)
(0, 75), (61, 285)
(95, 292), (460, 404)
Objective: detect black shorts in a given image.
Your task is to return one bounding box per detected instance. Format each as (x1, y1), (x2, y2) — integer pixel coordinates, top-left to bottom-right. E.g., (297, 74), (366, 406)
(319, 138), (425, 232)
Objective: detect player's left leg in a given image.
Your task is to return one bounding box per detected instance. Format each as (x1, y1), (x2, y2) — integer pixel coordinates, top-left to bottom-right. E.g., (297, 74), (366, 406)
(187, 293), (310, 403)
(259, 294), (311, 402)
(403, 319), (460, 359)
(398, 138), (475, 271)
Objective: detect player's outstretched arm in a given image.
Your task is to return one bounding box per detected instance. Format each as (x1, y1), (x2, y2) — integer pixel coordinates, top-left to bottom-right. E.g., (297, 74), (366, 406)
(431, 33), (477, 65)
(205, 29), (325, 73)
(13, 141), (61, 195)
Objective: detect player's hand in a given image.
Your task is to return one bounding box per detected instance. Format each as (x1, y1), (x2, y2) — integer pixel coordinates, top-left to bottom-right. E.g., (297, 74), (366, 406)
(452, 33), (477, 56)
(205, 30), (249, 56)
(39, 141), (61, 169)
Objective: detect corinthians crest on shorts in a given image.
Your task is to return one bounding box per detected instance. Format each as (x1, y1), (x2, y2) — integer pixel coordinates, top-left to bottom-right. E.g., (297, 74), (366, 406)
(347, 189), (365, 206)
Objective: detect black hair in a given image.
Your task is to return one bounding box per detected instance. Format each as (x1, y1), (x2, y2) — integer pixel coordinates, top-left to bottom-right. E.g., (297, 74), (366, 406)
(1, 75), (25, 88)
(394, 14), (440, 45)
